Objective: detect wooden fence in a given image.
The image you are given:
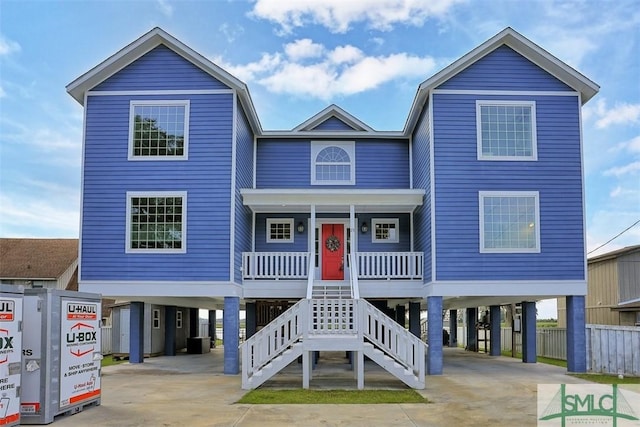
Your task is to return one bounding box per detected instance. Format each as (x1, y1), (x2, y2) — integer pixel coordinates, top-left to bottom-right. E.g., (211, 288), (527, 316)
(499, 325), (640, 376)
(101, 325), (112, 355)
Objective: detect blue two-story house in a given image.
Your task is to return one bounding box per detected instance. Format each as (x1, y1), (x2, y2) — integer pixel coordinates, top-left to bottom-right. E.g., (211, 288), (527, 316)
(67, 27), (598, 389)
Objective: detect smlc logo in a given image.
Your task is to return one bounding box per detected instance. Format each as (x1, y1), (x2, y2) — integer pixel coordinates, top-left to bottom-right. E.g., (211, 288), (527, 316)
(538, 384), (640, 426)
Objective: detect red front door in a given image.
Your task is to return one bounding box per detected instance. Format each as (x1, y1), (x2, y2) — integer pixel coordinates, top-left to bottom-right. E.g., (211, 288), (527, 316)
(321, 224), (344, 280)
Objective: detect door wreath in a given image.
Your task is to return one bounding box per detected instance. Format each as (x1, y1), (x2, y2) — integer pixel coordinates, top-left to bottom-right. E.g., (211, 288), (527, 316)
(325, 235), (340, 252)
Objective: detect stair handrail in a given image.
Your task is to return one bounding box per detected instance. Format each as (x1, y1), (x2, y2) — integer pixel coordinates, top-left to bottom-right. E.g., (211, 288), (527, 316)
(360, 299), (426, 378)
(241, 299), (308, 381)
(305, 255), (314, 299)
(349, 252), (360, 299)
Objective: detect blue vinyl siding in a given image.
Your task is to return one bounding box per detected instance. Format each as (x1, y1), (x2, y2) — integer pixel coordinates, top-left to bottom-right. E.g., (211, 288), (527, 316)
(234, 103), (254, 283)
(411, 104), (432, 282)
(256, 139), (410, 188)
(81, 93), (234, 281)
(432, 93), (584, 280)
(94, 45), (229, 91)
(312, 117), (357, 131)
(255, 214), (309, 252)
(439, 46), (573, 92)
(356, 214), (411, 252)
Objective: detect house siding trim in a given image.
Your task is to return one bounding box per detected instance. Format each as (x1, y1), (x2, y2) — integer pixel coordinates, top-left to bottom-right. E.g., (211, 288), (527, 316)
(230, 90), (238, 283)
(578, 93), (588, 278)
(424, 280), (587, 297)
(433, 89), (579, 97)
(88, 89), (234, 97)
(78, 92), (88, 282)
(429, 92), (436, 282)
(79, 280), (242, 297)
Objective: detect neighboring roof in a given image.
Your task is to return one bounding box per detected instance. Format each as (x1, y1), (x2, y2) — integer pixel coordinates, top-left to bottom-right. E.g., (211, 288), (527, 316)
(588, 245), (640, 264)
(0, 238), (78, 279)
(404, 27), (600, 134)
(66, 27), (262, 134)
(292, 104), (375, 132)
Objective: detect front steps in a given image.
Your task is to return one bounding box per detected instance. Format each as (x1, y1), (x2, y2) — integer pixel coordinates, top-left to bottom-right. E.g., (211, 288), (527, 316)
(311, 280), (351, 299)
(241, 298), (427, 390)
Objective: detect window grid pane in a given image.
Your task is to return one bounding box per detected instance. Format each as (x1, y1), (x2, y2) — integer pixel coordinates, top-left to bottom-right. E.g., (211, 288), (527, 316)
(315, 146), (352, 182)
(483, 196), (536, 250)
(133, 104), (186, 157)
(480, 105), (533, 158)
(374, 223), (395, 241)
(269, 222), (291, 241)
(130, 196), (183, 249)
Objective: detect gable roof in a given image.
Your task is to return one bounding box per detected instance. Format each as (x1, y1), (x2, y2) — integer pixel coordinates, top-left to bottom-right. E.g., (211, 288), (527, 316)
(292, 104), (375, 132)
(588, 245), (640, 264)
(404, 27), (600, 134)
(66, 27), (262, 134)
(0, 238), (78, 279)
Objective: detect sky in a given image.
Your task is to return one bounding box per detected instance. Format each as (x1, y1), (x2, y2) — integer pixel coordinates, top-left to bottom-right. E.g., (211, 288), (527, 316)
(1, 0), (639, 318)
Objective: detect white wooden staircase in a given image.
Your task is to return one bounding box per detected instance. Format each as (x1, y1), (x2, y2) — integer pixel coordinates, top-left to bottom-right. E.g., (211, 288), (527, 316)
(241, 260), (427, 389)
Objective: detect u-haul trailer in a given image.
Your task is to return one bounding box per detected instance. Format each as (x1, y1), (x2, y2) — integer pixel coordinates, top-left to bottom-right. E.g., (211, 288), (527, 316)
(0, 284), (23, 427)
(21, 289), (102, 424)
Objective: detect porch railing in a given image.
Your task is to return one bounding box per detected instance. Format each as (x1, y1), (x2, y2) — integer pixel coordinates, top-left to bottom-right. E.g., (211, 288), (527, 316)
(242, 252), (311, 279)
(357, 252), (423, 279)
(242, 251), (423, 280)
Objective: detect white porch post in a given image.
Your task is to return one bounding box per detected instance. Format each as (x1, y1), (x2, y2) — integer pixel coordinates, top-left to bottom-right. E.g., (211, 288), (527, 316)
(302, 350), (311, 389)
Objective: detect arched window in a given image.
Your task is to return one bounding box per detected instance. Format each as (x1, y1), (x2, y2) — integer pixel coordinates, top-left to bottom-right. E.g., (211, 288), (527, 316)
(311, 142), (355, 185)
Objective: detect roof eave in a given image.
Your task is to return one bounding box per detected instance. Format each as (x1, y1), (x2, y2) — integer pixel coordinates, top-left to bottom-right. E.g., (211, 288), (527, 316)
(65, 27), (263, 134)
(403, 27), (600, 135)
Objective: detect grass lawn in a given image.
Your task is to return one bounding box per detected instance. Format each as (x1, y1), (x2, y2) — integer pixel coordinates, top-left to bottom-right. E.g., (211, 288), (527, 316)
(570, 373), (640, 385)
(101, 355), (126, 368)
(237, 389), (428, 404)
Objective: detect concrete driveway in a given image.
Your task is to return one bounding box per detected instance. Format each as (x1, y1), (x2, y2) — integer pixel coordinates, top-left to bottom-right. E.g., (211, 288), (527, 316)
(51, 347), (591, 426)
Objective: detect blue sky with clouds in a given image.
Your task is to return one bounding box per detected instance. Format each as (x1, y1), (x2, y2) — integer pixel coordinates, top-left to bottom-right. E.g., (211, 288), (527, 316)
(1, 1), (639, 259)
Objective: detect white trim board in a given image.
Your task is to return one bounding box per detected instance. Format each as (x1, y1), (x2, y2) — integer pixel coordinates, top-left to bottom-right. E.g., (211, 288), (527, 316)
(423, 280), (587, 297)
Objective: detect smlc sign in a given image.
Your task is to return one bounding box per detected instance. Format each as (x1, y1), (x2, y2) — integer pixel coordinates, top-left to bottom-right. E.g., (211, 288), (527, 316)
(539, 384), (640, 426)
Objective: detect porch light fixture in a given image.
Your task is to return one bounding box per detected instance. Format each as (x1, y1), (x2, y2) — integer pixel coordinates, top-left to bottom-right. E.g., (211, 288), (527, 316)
(297, 221), (305, 233)
(361, 222), (368, 234)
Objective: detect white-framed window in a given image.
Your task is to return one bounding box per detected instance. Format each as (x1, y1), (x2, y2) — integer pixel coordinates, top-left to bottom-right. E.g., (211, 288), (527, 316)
(311, 141), (355, 185)
(176, 311), (183, 329)
(266, 218), (294, 243)
(128, 100), (189, 160)
(152, 309), (160, 329)
(479, 191), (540, 253)
(371, 218), (399, 243)
(126, 191), (187, 253)
(476, 101), (537, 160)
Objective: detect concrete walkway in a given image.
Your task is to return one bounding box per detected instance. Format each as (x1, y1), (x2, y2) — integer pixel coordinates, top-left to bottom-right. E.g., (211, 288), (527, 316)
(52, 347), (591, 426)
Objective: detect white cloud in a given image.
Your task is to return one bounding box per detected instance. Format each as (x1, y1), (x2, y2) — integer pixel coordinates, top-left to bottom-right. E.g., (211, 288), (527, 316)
(0, 35), (20, 55)
(156, 0), (173, 17)
(219, 23), (245, 43)
(603, 161), (640, 177)
(594, 100), (640, 129)
(284, 39), (325, 60)
(250, 0), (464, 34)
(0, 192), (79, 237)
(213, 40), (436, 100)
(610, 135), (640, 153)
(610, 186), (640, 199)
(0, 85), (5, 98)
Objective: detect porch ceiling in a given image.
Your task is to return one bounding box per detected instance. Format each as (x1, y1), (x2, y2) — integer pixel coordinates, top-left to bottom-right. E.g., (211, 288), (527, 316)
(240, 189), (425, 213)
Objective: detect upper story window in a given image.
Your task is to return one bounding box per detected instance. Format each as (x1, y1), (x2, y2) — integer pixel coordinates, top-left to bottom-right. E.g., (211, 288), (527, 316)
(479, 191), (540, 253)
(129, 100), (189, 160)
(371, 218), (399, 243)
(126, 191), (187, 253)
(476, 101), (537, 160)
(266, 218), (294, 243)
(311, 141), (355, 185)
